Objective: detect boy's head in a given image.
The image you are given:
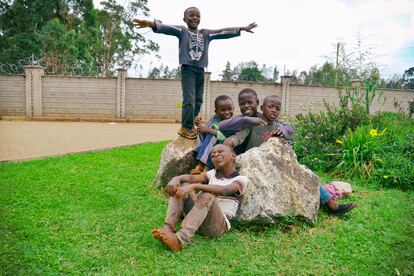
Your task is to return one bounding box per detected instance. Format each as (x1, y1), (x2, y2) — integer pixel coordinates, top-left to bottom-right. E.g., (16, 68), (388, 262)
(261, 96), (282, 123)
(214, 95), (234, 120)
(238, 88), (259, 117)
(210, 144), (236, 170)
(183, 7), (200, 30)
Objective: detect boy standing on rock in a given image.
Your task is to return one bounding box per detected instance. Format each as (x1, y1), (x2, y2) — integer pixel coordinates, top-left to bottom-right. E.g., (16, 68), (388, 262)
(133, 7), (257, 139)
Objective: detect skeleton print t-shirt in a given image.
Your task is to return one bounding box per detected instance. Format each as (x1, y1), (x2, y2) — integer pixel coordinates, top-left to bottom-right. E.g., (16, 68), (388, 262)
(153, 23), (241, 68)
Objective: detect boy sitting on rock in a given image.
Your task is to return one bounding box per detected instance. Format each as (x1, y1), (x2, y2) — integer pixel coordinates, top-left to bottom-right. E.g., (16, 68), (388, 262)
(191, 95), (266, 174)
(153, 144), (248, 252)
(224, 95), (356, 216)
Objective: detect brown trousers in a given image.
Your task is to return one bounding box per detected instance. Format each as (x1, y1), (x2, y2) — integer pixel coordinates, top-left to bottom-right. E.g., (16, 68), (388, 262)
(164, 191), (229, 245)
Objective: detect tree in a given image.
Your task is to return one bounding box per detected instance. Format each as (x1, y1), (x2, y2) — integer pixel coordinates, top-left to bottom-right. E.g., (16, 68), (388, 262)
(403, 67), (414, 90)
(0, 0), (159, 76)
(147, 64), (181, 79)
(237, 61), (266, 82)
(220, 61), (234, 81)
(95, 0), (159, 76)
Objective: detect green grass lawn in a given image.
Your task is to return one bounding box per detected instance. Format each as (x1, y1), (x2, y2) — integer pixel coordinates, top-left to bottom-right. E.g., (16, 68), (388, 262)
(1, 142), (413, 274)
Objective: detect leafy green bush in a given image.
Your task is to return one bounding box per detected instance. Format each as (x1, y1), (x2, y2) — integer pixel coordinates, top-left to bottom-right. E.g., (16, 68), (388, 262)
(294, 82), (414, 190)
(334, 125), (386, 180)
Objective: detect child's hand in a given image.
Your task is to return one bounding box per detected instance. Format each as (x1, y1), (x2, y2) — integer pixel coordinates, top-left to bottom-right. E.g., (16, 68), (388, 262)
(223, 139), (235, 148)
(175, 185), (195, 199)
(198, 124), (213, 134)
(132, 18), (154, 29)
(252, 118), (267, 126)
(165, 177), (180, 196)
(241, 22), (258, 33)
(194, 117), (202, 127)
(270, 129), (284, 138)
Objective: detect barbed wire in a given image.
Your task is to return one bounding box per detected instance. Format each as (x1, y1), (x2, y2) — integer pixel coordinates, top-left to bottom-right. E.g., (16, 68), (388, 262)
(0, 55), (116, 77)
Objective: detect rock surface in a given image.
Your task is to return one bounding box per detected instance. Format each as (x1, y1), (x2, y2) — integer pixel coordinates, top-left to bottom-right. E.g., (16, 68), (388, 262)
(154, 136), (197, 188)
(235, 138), (320, 224)
(154, 137), (320, 223)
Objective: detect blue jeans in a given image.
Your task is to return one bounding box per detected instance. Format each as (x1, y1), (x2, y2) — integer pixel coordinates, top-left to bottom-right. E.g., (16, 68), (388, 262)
(320, 186), (333, 205)
(181, 65), (204, 129)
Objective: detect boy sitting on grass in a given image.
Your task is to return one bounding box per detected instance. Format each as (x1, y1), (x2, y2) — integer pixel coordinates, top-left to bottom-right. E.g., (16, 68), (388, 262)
(152, 144), (248, 252)
(224, 95), (356, 216)
(191, 94), (266, 174)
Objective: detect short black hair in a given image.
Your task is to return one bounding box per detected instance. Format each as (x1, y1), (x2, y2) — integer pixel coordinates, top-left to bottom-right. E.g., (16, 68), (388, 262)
(212, 143), (236, 155)
(238, 88), (258, 99)
(263, 95), (281, 104)
(214, 95), (232, 109)
(184, 7), (199, 17)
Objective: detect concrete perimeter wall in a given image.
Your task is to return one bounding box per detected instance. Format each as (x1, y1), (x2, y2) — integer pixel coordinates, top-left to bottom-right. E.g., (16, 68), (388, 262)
(0, 66), (413, 121)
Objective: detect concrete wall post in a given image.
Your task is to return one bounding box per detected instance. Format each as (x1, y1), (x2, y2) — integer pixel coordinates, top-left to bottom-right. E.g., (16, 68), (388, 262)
(116, 68), (127, 118)
(24, 65), (44, 117)
(201, 71), (212, 120)
(281, 75), (291, 115)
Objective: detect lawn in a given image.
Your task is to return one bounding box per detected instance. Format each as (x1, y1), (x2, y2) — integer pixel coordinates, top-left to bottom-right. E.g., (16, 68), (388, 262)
(1, 142), (413, 274)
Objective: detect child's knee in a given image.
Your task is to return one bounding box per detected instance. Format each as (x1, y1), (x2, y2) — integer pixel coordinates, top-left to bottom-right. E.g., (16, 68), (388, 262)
(196, 192), (215, 208)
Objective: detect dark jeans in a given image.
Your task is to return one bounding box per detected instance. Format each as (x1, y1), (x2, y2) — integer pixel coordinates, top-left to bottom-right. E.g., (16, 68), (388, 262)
(181, 65), (205, 129)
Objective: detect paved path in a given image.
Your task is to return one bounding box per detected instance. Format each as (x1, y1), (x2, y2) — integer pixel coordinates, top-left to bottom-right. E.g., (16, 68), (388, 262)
(0, 121), (180, 162)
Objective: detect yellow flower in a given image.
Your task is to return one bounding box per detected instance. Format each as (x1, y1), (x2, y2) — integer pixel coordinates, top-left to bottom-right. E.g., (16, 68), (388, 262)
(369, 129), (378, 137)
(336, 139), (343, 144)
(383, 175), (389, 179)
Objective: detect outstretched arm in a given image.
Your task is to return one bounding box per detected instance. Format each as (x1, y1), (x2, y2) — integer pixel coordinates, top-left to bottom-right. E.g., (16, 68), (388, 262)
(240, 22), (258, 33)
(132, 18), (155, 29)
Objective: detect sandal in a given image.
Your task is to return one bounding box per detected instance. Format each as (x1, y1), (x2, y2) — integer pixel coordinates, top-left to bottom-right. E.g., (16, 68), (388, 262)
(177, 127), (197, 140)
(329, 203), (357, 216)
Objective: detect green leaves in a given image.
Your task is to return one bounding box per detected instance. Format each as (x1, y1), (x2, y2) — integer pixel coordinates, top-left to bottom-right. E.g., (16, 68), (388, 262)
(335, 125), (387, 180)
(0, 0), (159, 76)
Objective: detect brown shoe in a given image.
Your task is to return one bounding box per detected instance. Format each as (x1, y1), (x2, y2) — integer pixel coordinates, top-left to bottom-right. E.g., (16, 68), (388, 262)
(190, 164), (204, 175)
(177, 127), (197, 140)
(159, 229), (182, 252)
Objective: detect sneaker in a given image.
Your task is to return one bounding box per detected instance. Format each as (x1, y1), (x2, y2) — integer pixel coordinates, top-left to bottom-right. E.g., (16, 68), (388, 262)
(177, 127), (197, 139)
(329, 203), (357, 216)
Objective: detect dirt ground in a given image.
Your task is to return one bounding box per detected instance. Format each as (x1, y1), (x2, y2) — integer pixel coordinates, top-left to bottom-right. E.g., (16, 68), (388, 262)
(0, 121), (180, 162)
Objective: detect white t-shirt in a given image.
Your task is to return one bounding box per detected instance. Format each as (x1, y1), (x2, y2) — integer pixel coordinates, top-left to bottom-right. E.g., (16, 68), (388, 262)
(206, 169), (248, 229)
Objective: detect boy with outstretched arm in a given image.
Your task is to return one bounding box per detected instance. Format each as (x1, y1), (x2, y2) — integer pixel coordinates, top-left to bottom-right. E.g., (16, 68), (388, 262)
(152, 144), (248, 252)
(191, 94), (266, 174)
(224, 95), (357, 216)
(133, 7), (257, 139)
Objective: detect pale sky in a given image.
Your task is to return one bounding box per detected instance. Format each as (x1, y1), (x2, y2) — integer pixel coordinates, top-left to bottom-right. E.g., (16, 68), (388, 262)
(97, 0), (414, 79)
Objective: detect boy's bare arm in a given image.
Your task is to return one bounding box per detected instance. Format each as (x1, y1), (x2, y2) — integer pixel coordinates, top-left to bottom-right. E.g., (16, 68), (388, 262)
(240, 22), (258, 33)
(175, 182), (240, 199)
(223, 128), (250, 148)
(132, 18), (155, 29)
(165, 173), (208, 196)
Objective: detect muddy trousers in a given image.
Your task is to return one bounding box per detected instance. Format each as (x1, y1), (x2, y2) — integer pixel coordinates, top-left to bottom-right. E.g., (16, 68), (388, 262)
(163, 191), (228, 245)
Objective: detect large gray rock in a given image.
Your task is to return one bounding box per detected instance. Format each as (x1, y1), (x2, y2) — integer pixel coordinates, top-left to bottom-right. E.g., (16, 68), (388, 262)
(235, 138), (320, 224)
(154, 136), (197, 188)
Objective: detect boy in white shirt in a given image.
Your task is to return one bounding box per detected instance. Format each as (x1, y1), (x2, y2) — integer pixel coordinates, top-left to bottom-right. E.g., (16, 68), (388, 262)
(152, 144), (248, 252)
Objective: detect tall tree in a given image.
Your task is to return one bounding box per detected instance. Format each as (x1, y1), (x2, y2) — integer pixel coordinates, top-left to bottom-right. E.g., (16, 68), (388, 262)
(0, 0), (159, 76)
(403, 67), (414, 90)
(220, 61), (234, 81)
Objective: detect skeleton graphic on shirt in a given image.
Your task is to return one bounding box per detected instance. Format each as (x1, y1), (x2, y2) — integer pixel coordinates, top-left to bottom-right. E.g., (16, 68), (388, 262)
(188, 31), (204, 61)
